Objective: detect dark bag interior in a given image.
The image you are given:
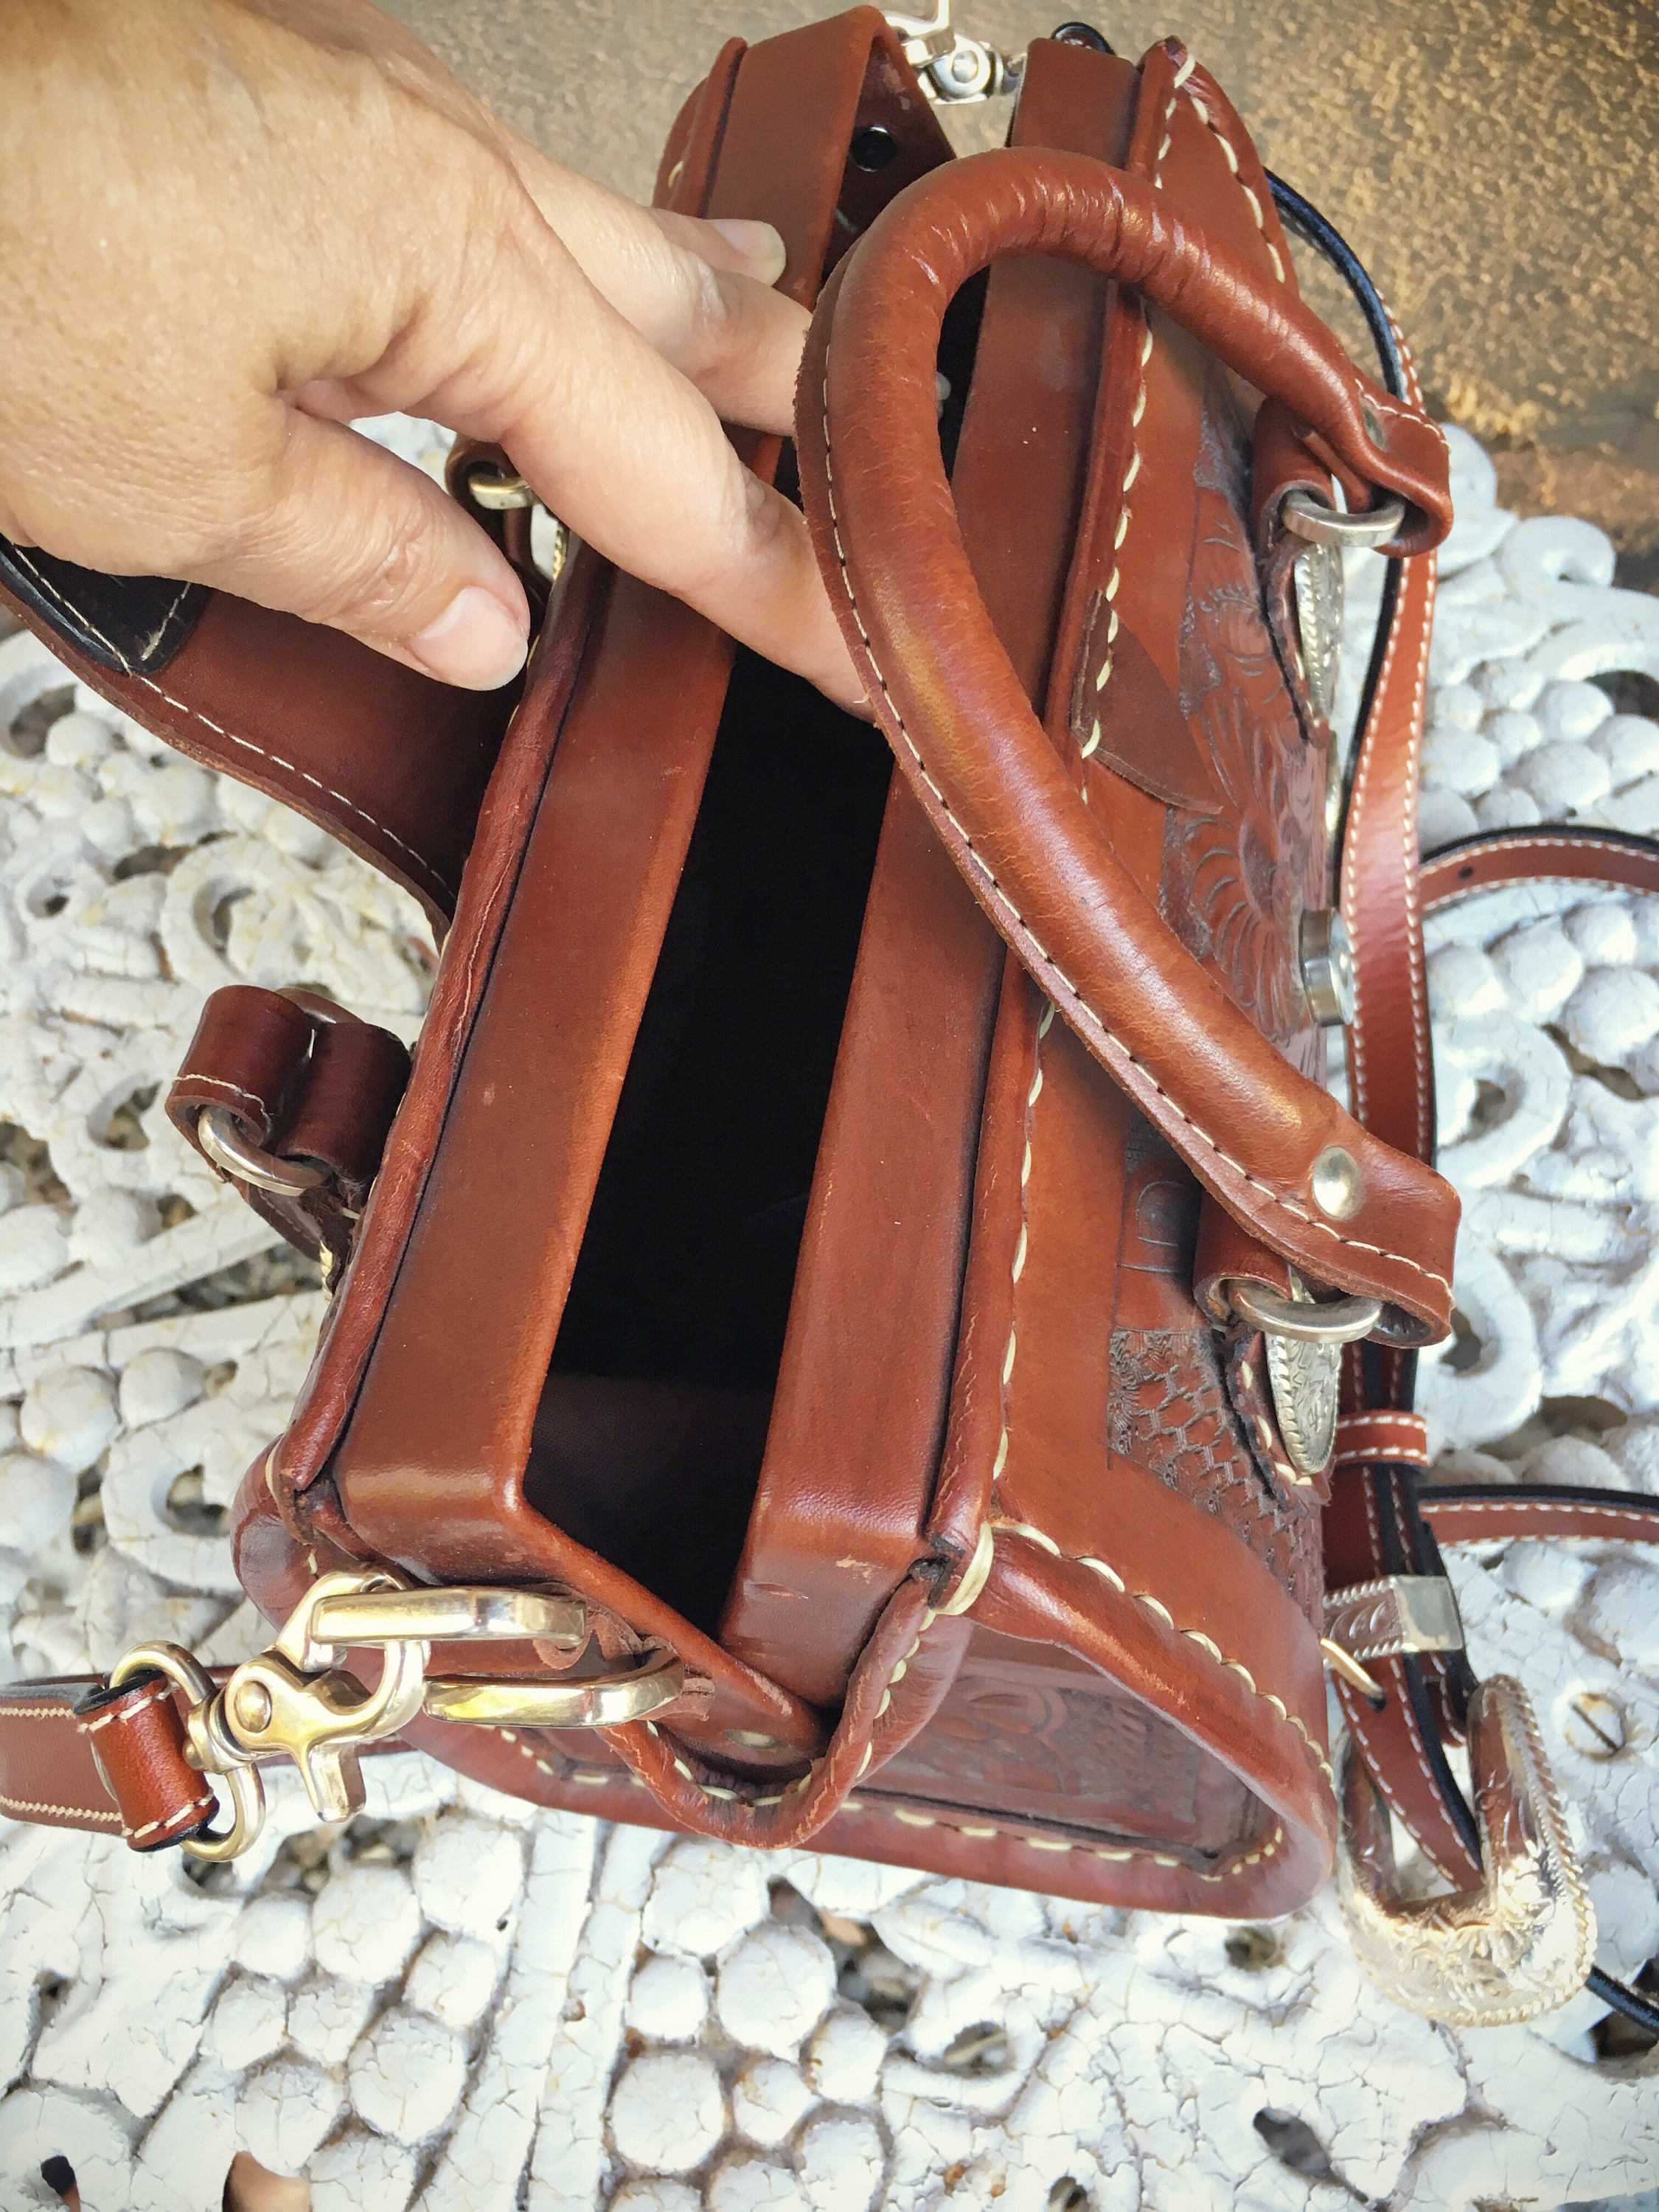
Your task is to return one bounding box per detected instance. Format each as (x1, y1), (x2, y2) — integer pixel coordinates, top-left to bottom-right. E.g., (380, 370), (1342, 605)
(521, 296), (987, 1638)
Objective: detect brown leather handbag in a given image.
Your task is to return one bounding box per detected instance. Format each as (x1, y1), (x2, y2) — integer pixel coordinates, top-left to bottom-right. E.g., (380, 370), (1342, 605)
(5, 8), (1659, 2032)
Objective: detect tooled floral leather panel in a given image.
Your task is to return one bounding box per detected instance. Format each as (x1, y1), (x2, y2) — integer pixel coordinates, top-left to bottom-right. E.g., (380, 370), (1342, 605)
(862, 1628), (1254, 1856)
(1163, 369), (1329, 1079)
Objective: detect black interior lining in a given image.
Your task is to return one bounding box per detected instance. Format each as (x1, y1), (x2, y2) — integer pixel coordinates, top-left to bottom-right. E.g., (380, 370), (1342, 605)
(524, 270), (987, 1639)
(527, 650), (893, 1630)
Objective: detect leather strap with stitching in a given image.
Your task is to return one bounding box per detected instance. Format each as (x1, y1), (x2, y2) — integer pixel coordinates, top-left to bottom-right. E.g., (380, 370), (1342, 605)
(795, 142), (1460, 1343)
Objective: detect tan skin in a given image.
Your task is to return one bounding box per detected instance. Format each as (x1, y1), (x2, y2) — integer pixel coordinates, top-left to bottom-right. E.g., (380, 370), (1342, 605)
(0, 0), (863, 705)
(15, 11), (858, 2206)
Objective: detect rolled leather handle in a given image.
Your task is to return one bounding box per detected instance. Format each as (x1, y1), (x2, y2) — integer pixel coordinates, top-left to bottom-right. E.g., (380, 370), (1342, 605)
(796, 147), (1458, 1341)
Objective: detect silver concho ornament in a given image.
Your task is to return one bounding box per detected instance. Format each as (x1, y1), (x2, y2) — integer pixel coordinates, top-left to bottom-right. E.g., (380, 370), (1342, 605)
(1293, 539), (1344, 724)
(1264, 1293), (1340, 1481)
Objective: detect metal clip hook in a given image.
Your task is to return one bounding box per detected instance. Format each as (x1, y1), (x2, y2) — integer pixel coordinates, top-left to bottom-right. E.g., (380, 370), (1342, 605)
(109, 1570), (686, 1862)
(885, 4), (1024, 102)
(206, 1571), (431, 1830)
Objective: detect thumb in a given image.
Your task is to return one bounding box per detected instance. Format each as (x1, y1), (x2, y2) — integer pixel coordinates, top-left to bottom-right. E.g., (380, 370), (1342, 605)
(202, 406), (532, 689)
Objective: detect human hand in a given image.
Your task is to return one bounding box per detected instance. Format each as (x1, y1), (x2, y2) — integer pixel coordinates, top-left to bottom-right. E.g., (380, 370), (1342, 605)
(0, 0), (861, 703)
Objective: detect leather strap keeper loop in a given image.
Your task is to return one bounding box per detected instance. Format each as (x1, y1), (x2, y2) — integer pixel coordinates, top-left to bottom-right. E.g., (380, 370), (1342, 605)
(74, 1670), (218, 1853)
(168, 984), (410, 1265)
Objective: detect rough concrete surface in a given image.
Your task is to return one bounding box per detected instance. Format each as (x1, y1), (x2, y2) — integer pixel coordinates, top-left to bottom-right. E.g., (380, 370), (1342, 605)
(385, 0), (1659, 565)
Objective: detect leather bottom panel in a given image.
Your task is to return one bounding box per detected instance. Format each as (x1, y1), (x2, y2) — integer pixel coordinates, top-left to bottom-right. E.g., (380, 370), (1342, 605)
(391, 1687), (1289, 1919)
(862, 1624), (1252, 1860)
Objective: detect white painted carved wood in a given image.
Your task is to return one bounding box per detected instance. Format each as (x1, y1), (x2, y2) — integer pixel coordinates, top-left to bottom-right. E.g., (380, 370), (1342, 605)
(0, 423), (1655, 2211)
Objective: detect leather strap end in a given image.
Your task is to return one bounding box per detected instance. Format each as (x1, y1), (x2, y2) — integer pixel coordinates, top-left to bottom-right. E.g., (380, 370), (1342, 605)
(75, 1672), (219, 1852)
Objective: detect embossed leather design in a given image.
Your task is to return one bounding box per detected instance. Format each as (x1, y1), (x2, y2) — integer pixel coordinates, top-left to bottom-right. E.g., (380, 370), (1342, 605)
(0, 17), (1551, 1934)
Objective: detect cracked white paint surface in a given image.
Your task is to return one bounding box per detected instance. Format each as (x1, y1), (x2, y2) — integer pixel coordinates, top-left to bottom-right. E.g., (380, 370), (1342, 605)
(0, 420), (1655, 2211)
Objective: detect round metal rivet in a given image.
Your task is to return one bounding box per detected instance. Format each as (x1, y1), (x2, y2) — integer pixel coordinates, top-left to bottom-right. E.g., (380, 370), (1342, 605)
(1299, 909), (1356, 1028)
(232, 1678), (274, 1734)
(1310, 1145), (1363, 1220)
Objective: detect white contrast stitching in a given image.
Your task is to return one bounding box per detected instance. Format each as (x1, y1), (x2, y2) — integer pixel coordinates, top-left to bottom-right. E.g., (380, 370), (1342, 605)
(817, 401), (1451, 1308)
(1423, 835), (1659, 909)
(8, 546), (458, 905)
(77, 1682), (175, 1736)
(1338, 304), (1437, 1162)
(990, 1518), (1334, 1790)
(1180, 74), (1287, 284)
(840, 1795), (1286, 1885)
(127, 1788), (217, 1844)
(996, 66), (1189, 1501)
(992, 999), (1053, 1498)
(1335, 1411), (1430, 1464)
(178, 1074), (274, 1120)
(0, 1790), (122, 1826)
(1428, 1498), (1659, 1534)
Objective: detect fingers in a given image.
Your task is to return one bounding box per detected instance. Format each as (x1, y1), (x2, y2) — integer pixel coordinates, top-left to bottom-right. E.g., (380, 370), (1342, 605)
(428, 220), (858, 706)
(198, 406), (531, 688)
(490, 139), (809, 436)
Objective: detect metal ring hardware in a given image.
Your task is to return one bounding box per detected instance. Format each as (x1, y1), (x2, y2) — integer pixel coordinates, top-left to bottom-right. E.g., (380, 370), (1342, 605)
(1282, 488), (1408, 551)
(106, 1571), (683, 1860)
(1229, 1281), (1383, 1343)
(464, 462), (536, 511)
(195, 1103), (326, 1199)
(884, 4), (1024, 102)
(422, 1647), (684, 1728)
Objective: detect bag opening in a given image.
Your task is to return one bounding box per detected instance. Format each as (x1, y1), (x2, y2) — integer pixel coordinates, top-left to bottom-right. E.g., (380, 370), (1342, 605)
(526, 646), (893, 1633)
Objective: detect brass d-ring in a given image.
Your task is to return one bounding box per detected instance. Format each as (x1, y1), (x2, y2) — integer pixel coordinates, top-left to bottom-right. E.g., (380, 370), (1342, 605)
(422, 1648), (685, 1728)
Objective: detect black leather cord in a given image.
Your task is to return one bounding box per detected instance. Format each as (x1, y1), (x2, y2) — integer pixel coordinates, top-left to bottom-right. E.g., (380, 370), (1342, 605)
(1587, 1965), (1659, 2039)
(1265, 174), (1405, 400)
(1262, 177), (1405, 896)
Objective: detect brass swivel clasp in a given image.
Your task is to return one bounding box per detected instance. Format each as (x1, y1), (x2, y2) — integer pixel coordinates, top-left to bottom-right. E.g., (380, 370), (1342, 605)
(113, 1570), (681, 1863)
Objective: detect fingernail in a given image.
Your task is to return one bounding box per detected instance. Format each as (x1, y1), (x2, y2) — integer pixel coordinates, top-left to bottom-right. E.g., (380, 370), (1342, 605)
(708, 217), (788, 284)
(407, 585), (528, 689)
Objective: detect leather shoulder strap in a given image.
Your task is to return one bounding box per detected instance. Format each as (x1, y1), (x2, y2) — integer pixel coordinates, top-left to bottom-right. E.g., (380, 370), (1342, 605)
(0, 537), (517, 931)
